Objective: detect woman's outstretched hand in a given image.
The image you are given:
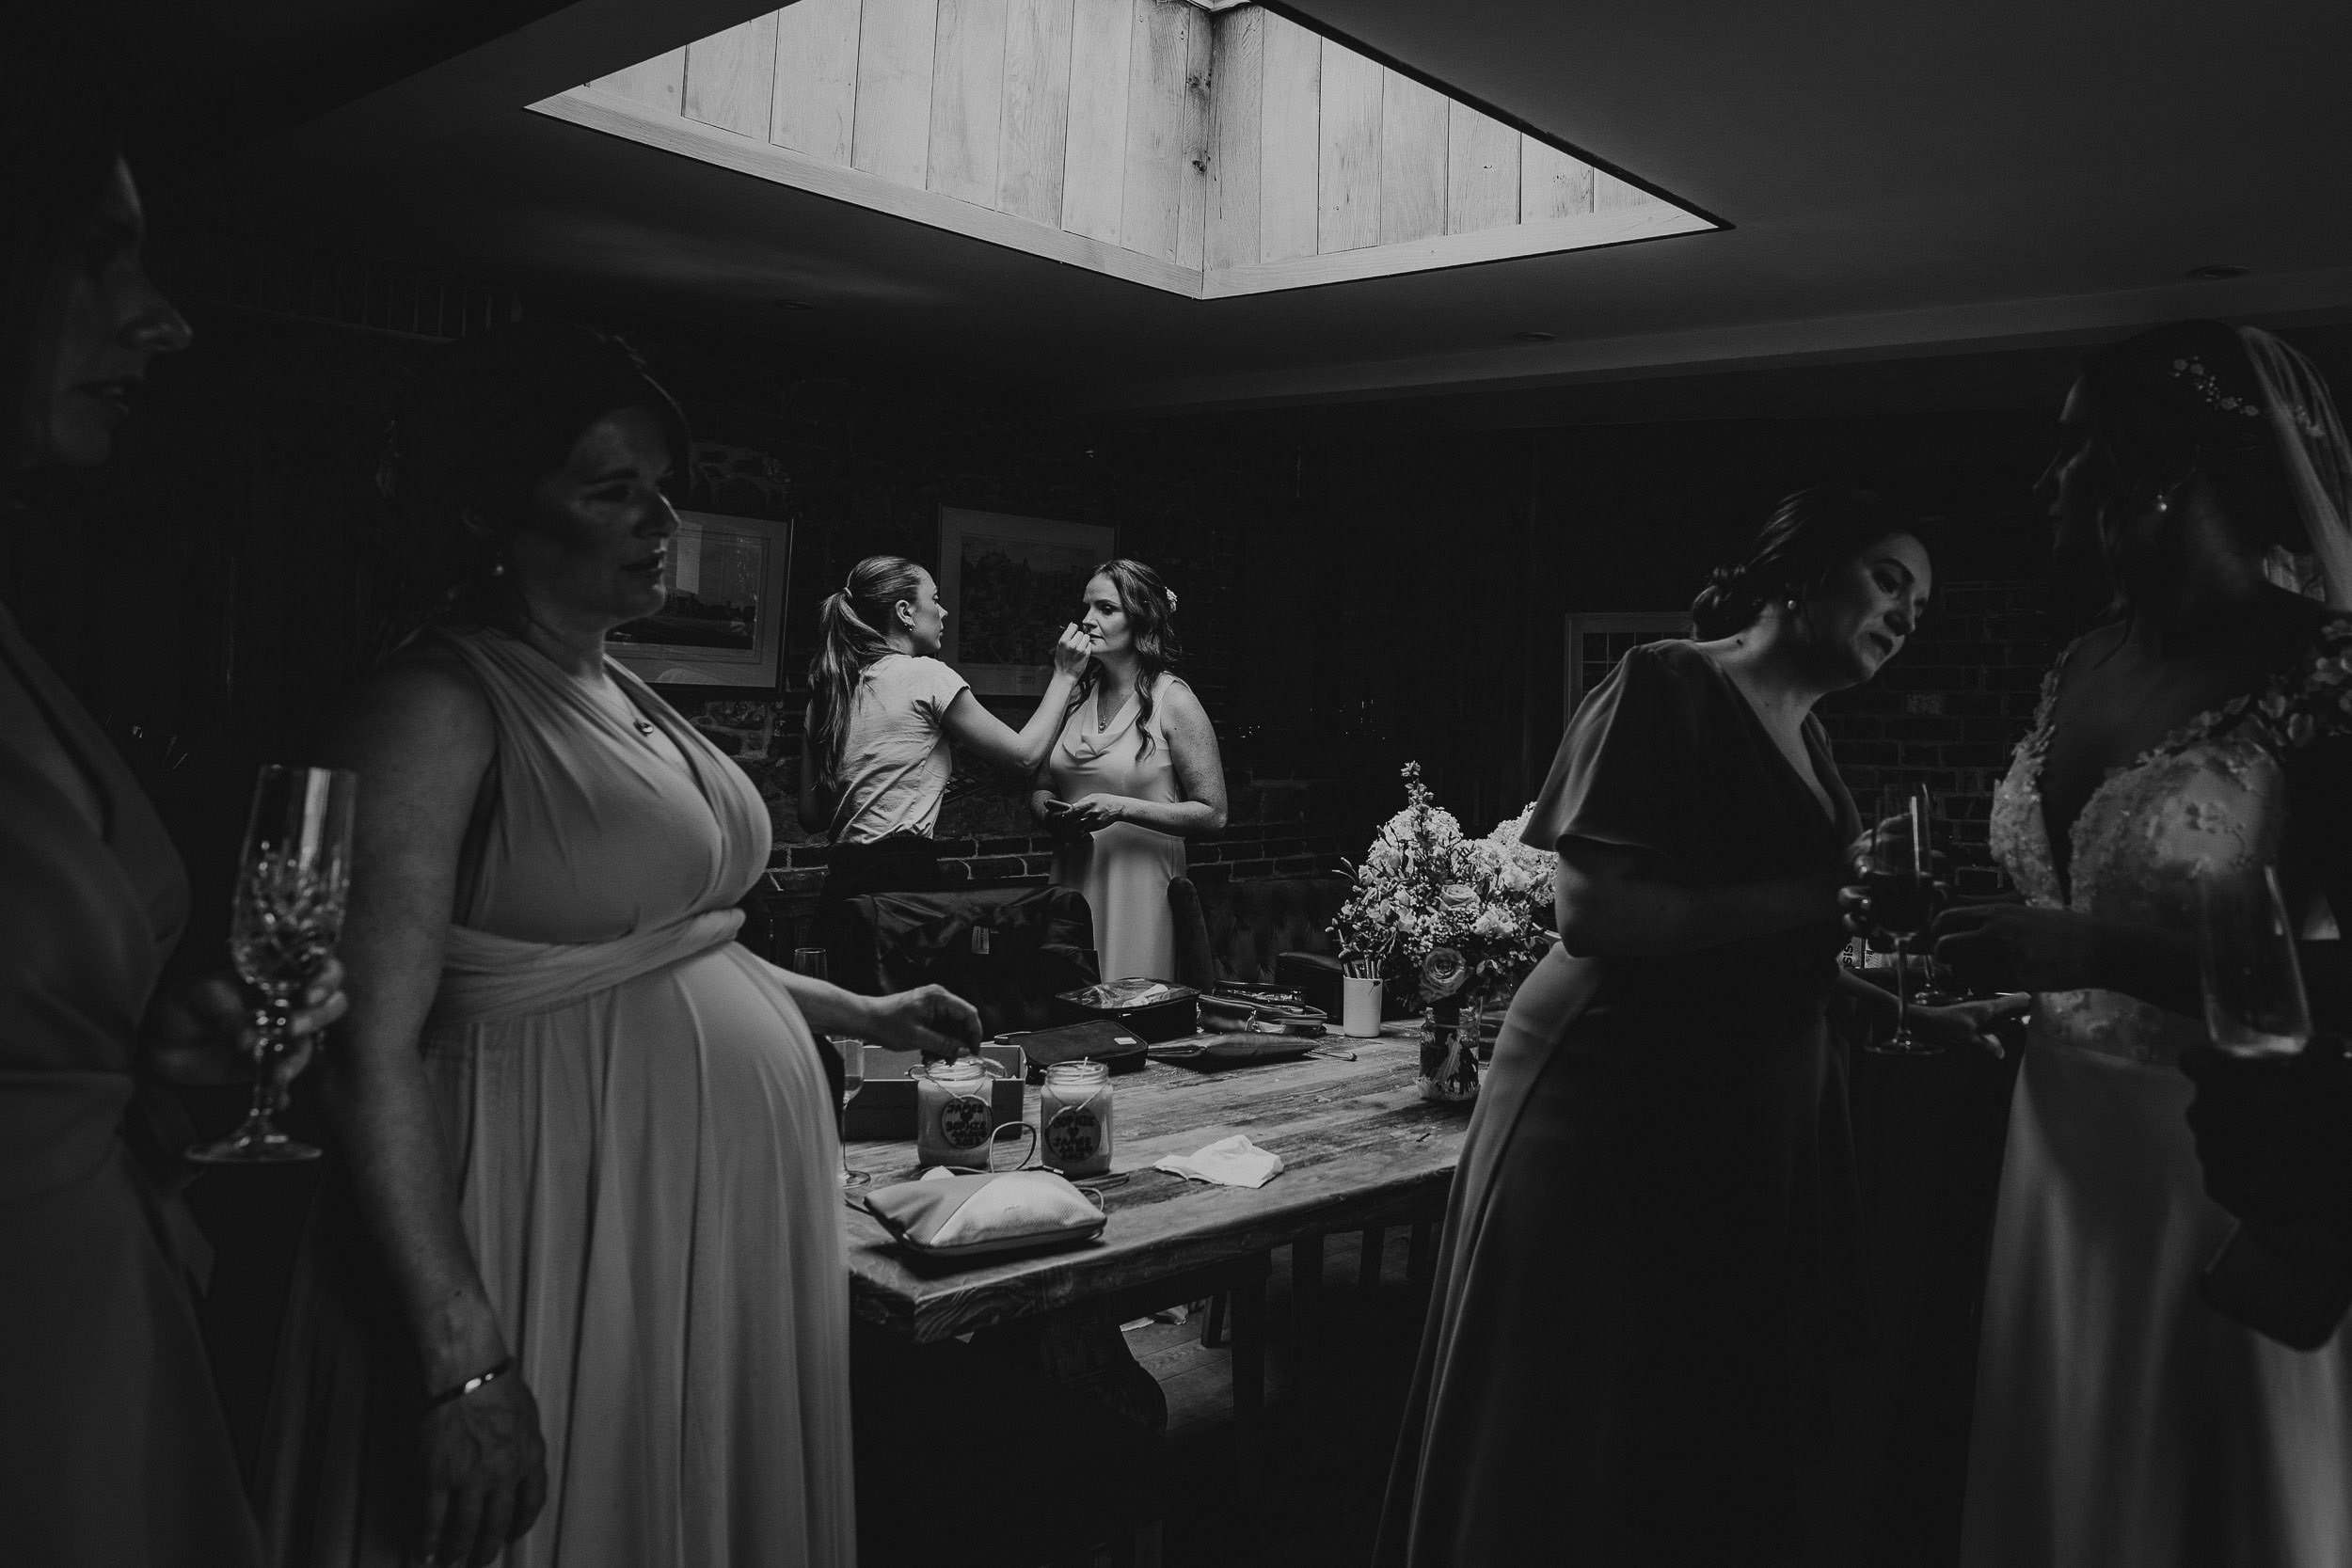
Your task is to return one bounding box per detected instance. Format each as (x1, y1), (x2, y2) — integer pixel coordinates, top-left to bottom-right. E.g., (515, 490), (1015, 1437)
(864, 984), (985, 1060)
(1930, 903), (2099, 995)
(1050, 624), (1094, 678)
(419, 1373), (548, 1568)
(139, 958), (350, 1088)
(1904, 993), (2033, 1057)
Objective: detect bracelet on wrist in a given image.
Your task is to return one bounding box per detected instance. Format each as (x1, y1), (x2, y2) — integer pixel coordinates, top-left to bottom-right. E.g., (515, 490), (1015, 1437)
(423, 1356), (514, 1412)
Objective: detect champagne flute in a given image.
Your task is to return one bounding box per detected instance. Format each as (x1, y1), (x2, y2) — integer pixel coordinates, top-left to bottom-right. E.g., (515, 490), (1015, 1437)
(188, 765), (357, 1164)
(794, 947), (872, 1189)
(2196, 864), (2312, 1058)
(1863, 784), (1941, 1056)
(837, 1042), (870, 1191)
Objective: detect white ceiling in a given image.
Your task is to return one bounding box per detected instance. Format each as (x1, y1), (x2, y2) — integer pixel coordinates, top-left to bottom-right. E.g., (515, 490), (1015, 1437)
(168, 0), (2352, 416)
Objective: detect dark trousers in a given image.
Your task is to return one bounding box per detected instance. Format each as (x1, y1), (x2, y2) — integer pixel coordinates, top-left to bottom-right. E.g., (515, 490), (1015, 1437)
(810, 835), (945, 966)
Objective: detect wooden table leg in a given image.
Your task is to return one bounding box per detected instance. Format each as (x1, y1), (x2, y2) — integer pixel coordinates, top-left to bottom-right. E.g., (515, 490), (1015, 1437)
(1406, 1220), (1435, 1283)
(1293, 1233), (1324, 1417)
(1230, 1265), (1267, 1486)
(1357, 1226), (1386, 1289)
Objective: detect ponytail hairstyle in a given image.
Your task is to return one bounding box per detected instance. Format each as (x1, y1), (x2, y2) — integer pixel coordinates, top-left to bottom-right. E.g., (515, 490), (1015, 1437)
(1065, 558), (1182, 759)
(808, 554), (930, 785)
(1690, 484), (1915, 640)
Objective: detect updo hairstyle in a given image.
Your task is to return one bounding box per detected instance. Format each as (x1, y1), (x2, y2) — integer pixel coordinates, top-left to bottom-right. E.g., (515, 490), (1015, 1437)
(1689, 485), (1915, 640)
(374, 319), (689, 645)
(2074, 320), (2308, 560)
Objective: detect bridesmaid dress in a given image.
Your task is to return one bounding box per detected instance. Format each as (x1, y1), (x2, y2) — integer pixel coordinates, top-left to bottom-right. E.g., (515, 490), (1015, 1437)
(1376, 641), (1868, 1567)
(1961, 619), (2352, 1568)
(0, 603), (264, 1568)
(1047, 673), (1184, 983)
(263, 626), (853, 1568)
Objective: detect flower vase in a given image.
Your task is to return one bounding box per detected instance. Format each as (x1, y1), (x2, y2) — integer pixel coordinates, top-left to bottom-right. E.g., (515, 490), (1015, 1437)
(1417, 997), (1481, 1102)
(1458, 987), (1496, 1062)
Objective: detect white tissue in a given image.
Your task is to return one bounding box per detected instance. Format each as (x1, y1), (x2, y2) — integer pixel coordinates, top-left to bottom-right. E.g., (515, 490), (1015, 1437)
(1153, 1133), (1284, 1189)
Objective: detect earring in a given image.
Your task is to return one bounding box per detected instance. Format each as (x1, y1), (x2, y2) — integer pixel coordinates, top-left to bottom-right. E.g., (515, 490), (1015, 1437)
(2154, 494), (2171, 514)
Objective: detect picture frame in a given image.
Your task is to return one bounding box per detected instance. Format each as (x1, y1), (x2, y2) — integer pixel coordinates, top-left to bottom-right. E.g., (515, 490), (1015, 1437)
(938, 507), (1116, 697)
(608, 509), (795, 695)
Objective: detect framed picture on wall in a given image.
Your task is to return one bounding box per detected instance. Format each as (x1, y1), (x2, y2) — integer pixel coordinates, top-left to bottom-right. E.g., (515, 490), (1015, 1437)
(1564, 611), (1688, 722)
(608, 509), (795, 694)
(938, 507), (1115, 697)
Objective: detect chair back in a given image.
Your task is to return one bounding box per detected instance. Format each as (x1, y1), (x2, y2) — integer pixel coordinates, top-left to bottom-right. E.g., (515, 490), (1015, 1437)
(838, 886), (1101, 1037)
(1168, 874), (1351, 990)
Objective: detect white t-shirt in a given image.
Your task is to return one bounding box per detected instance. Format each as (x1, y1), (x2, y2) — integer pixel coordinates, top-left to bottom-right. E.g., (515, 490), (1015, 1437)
(830, 654), (970, 843)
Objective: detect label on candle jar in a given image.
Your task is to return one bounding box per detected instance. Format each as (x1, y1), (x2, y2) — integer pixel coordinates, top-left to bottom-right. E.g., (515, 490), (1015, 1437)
(937, 1094), (992, 1152)
(1045, 1103), (1103, 1165)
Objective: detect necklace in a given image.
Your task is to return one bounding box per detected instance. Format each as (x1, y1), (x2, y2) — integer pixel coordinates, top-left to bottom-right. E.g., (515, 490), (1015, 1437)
(1097, 681), (1131, 732)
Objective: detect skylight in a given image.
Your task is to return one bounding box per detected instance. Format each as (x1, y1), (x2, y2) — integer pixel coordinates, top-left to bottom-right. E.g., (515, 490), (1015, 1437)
(530, 0), (1712, 299)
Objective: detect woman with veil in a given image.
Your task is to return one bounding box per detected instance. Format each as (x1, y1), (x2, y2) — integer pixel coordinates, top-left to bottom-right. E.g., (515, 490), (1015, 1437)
(1927, 321), (2352, 1566)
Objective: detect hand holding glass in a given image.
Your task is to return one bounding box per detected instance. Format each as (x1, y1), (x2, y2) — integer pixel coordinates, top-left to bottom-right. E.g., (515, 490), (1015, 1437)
(1862, 785), (1941, 1056)
(188, 766), (357, 1164)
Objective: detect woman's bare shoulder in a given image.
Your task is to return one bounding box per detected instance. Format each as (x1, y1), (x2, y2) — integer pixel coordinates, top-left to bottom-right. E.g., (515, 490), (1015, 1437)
(332, 639), (496, 771)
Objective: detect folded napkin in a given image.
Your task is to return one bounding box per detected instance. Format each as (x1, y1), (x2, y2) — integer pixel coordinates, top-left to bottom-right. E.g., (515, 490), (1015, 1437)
(1154, 1133), (1284, 1189)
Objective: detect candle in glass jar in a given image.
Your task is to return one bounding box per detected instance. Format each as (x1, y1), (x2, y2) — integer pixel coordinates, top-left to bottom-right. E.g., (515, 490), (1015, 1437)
(915, 1057), (998, 1167)
(1040, 1060), (1113, 1178)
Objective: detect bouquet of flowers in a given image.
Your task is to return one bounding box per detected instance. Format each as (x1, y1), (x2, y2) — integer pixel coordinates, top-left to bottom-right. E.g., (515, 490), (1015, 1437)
(1331, 763), (1557, 1002)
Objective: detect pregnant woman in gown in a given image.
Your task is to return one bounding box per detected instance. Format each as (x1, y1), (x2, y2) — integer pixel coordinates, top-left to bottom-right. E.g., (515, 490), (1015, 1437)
(1379, 488), (2004, 1566)
(1031, 560), (1226, 982)
(1934, 321), (2352, 1567)
(261, 323), (980, 1568)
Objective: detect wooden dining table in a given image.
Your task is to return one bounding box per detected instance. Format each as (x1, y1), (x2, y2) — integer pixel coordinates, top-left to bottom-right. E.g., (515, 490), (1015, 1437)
(842, 1022), (1473, 1459)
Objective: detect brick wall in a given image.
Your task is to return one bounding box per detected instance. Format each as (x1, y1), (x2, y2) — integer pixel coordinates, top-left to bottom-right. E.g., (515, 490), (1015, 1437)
(1817, 578), (2053, 893)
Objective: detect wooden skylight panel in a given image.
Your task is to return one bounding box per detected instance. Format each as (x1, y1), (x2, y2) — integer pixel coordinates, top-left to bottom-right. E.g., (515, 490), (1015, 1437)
(529, 0), (1713, 300)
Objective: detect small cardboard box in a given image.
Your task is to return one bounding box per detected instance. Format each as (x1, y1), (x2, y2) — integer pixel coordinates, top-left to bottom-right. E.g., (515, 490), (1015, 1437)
(843, 1041), (1025, 1142)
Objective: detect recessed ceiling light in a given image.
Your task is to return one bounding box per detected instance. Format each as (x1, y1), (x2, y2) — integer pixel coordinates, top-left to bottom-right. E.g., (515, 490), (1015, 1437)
(770, 298), (819, 310)
(2186, 264), (2249, 281)
(1512, 330), (1556, 343)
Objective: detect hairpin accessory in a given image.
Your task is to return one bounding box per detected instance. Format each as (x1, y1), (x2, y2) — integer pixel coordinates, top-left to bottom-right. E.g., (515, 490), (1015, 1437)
(2169, 356), (2265, 420)
(1165, 589), (1179, 613)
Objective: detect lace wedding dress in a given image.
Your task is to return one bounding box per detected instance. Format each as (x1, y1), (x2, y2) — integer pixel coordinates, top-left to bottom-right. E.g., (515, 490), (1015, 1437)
(1961, 623), (2352, 1567)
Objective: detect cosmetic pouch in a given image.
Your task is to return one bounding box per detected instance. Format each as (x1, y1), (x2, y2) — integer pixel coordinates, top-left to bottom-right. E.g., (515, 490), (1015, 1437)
(1004, 1019), (1150, 1077)
(861, 1170), (1108, 1260)
(1197, 993), (1328, 1037)
(1051, 977), (1201, 1042)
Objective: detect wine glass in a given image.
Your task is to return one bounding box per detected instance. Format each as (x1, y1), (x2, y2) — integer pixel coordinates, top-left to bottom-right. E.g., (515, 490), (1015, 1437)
(2196, 864), (2312, 1058)
(1862, 784), (1941, 1056)
(793, 947), (872, 1189)
(837, 1042), (870, 1191)
(188, 765), (357, 1164)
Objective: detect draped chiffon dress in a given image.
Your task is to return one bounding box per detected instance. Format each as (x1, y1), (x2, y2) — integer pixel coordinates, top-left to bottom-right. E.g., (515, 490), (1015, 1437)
(1375, 641), (1867, 1568)
(263, 626), (852, 1568)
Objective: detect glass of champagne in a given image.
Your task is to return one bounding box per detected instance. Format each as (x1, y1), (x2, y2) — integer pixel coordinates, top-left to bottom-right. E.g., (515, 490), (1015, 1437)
(837, 1042), (870, 1191)
(2196, 864), (2312, 1058)
(793, 947), (872, 1189)
(1863, 784), (1941, 1056)
(189, 765), (357, 1164)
